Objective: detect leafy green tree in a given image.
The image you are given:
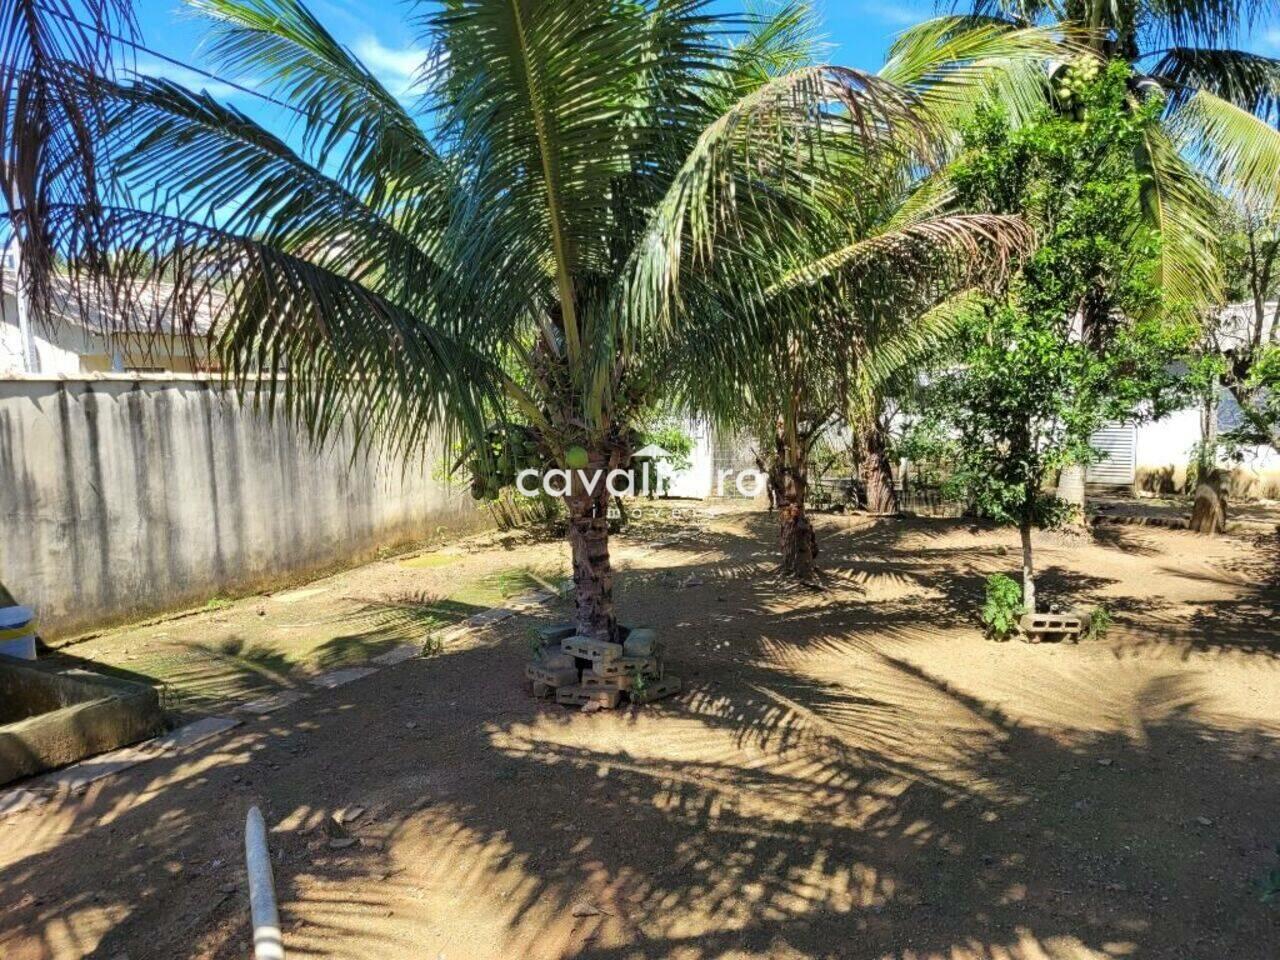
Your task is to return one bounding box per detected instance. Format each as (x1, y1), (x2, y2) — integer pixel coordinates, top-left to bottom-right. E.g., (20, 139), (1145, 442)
(955, 0), (1280, 301)
(932, 65), (1194, 611)
(953, 0), (1280, 515)
(1202, 204), (1280, 458)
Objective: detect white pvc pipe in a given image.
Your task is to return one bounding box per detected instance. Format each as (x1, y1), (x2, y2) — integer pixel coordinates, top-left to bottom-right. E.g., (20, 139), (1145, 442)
(244, 805), (285, 960)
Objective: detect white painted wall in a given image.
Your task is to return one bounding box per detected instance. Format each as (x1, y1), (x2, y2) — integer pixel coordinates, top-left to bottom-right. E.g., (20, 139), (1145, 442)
(1133, 402), (1279, 498)
(0, 302), (88, 375)
(1135, 406), (1201, 469)
(665, 418), (715, 498)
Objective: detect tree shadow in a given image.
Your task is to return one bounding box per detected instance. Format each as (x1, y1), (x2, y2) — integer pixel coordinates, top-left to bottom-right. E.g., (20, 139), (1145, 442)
(1, 511), (1276, 959)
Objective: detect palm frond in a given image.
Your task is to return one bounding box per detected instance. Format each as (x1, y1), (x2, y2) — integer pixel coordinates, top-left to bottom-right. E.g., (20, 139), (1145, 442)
(1135, 0), (1271, 51)
(850, 287), (988, 404)
(102, 75), (455, 321)
(1135, 121), (1224, 313)
(46, 202), (494, 458)
(0, 0), (137, 324)
(621, 63), (927, 338)
(1172, 89), (1280, 216)
(1147, 47), (1280, 119)
(880, 16), (1070, 135)
(768, 212), (1035, 295)
(190, 0), (443, 212)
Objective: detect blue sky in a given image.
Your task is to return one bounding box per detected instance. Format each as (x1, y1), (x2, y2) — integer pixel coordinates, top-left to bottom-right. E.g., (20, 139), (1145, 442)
(129, 0), (1280, 135)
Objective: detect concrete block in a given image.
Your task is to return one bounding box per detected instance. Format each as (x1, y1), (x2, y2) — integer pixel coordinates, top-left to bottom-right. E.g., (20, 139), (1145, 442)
(0, 657), (166, 786)
(1019, 613), (1083, 643)
(535, 648), (576, 671)
(0, 788), (46, 819)
(40, 743), (160, 794)
(467, 607), (514, 627)
(235, 690), (307, 716)
(590, 655), (659, 680)
(630, 675), (682, 705)
(581, 671), (633, 692)
(535, 623), (577, 643)
(156, 715), (241, 751)
(525, 663), (579, 688)
(555, 685), (621, 709)
(561, 636), (624, 663)
(622, 628), (657, 658)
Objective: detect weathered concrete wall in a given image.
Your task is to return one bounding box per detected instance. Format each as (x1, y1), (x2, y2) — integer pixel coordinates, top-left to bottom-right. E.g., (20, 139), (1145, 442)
(1134, 405), (1280, 499)
(0, 375), (484, 638)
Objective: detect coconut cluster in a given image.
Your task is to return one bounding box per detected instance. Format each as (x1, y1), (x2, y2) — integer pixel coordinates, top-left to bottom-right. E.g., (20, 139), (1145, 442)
(1055, 56), (1101, 110)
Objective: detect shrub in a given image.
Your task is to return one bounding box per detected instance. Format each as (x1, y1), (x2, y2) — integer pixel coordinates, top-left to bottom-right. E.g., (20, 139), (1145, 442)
(981, 574), (1024, 641)
(1084, 605), (1113, 641)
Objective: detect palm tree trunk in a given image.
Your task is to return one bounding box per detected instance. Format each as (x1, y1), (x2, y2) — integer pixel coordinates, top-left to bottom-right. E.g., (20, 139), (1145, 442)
(1057, 462), (1086, 519)
(857, 415), (898, 515)
(565, 452), (616, 640)
(1197, 382), (1219, 489)
(778, 473), (815, 579)
(777, 419), (816, 579)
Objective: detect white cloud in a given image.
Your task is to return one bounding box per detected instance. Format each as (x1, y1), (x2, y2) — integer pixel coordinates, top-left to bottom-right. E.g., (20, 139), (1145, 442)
(1262, 28), (1280, 51)
(354, 35), (429, 97)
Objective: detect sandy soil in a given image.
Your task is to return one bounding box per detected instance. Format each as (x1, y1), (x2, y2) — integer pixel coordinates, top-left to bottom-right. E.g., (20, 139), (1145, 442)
(1, 506), (1277, 960)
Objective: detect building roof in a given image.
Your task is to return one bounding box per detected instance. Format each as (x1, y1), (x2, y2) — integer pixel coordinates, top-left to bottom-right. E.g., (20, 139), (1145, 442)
(2, 274), (221, 337)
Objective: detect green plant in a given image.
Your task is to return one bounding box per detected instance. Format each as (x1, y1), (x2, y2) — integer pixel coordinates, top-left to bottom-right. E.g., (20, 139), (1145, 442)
(981, 574), (1025, 641)
(1084, 605), (1113, 641)
(923, 66), (1197, 613)
(421, 633), (445, 658)
(951, 0), (1280, 318)
(640, 418), (695, 474)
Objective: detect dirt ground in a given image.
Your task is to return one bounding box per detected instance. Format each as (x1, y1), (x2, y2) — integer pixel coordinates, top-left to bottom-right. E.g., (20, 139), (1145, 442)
(1, 504), (1278, 959)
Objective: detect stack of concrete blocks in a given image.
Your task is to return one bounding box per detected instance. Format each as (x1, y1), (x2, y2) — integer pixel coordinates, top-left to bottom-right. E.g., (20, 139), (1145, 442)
(525, 623), (681, 709)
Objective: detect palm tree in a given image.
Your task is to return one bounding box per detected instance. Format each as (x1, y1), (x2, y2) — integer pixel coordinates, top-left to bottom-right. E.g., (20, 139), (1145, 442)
(10, 0), (1012, 640)
(679, 167), (1034, 577)
(951, 0), (1280, 513)
(674, 18), (1053, 577)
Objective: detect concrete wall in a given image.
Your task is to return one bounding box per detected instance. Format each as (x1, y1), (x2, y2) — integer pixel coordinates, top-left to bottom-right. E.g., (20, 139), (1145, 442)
(0, 375), (483, 639)
(1134, 405), (1280, 499)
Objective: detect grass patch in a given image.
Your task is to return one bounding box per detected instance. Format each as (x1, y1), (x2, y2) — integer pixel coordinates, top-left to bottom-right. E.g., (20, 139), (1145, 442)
(451, 565), (568, 607)
(399, 552), (462, 569)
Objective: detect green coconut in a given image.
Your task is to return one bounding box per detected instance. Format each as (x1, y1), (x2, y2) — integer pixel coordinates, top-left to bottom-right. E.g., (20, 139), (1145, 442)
(565, 445), (590, 470)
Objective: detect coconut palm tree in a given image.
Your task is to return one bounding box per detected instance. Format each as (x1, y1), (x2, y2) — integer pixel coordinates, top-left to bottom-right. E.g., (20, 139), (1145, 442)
(0, 0), (138, 335)
(0, 0), (916, 639)
(673, 18), (1053, 577)
(678, 159), (1033, 578)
